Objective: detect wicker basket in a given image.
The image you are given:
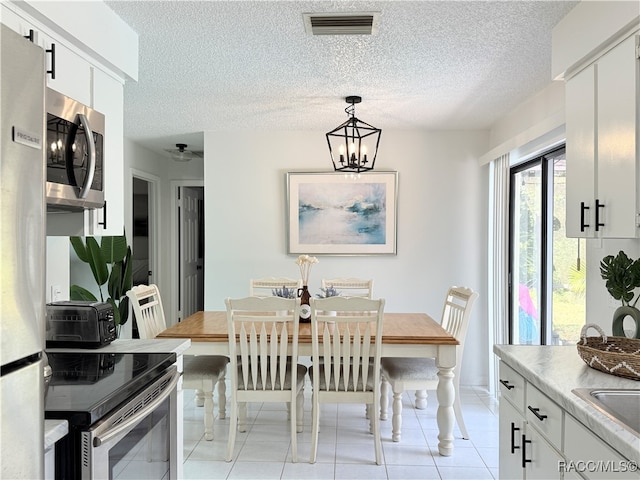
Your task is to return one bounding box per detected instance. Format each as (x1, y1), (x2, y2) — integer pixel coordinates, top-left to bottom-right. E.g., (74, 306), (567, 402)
(577, 324), (640, 380)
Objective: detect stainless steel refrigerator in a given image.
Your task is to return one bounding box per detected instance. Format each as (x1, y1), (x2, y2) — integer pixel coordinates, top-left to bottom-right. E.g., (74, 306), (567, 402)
(0, 24), (46, 479)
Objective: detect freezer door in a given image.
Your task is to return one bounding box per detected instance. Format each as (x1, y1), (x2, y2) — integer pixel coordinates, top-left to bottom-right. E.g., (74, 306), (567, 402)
(0, 25), (46, 365)
(0, 360), (44, 478)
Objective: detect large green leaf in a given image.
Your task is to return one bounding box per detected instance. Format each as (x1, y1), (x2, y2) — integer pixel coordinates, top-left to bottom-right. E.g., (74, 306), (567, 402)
(121, 247), (133, 293)
(70, 285), (98, 301)
(118, 295), (130, 326)
(86, 237), (109, 288)
(108, 262), (122, 300)
(70, 237), (90, 263)
(101, 236), (128, 263)
(600, 251), (640, 305)
(107, 298), (120, 326)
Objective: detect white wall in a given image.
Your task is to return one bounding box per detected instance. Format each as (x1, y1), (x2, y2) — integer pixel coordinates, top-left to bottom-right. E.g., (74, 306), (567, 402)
(203, 129), (490, 386)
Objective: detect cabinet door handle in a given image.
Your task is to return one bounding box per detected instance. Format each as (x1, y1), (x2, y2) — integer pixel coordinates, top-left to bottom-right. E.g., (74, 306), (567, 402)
(510, 422), (520, 454)
(499, 379), (515, 390)
(46, 42), (56, 79)
(580, 202), (590, 231)
(521, 434), (532, 468)
(24, 29), (34, 42)
(595, 199), (605, 231)
(527, 405), (548, 421)
(98, 201), (107, 229)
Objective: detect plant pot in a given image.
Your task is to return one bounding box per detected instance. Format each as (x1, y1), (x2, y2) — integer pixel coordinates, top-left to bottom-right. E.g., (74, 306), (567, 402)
(612, 305), (640, 338)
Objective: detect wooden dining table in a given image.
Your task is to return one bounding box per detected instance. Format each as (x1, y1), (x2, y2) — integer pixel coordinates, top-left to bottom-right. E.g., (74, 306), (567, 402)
(157, 310), (459, 456)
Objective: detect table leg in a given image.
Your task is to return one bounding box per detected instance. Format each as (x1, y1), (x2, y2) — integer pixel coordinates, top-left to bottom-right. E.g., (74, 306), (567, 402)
(436, 346), (456, 456)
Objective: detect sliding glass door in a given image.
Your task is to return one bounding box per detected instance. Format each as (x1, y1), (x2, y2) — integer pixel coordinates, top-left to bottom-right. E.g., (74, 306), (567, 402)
(508, 147), (584, 345)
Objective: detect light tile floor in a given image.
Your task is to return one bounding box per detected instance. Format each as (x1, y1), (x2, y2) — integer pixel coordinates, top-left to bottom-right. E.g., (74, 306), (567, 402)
(181, 379), (499, 480)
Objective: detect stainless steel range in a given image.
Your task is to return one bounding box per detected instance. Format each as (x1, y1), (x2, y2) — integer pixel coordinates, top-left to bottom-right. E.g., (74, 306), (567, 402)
(44, 351), (180, 479)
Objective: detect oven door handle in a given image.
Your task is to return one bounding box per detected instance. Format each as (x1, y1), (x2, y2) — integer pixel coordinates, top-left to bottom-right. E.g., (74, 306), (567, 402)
(93, 370), (180, 447)
(76, 113), (96, 199)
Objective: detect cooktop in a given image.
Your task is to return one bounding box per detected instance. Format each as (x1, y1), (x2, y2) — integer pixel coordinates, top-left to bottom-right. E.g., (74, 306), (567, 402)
(44, 351), (176, 426)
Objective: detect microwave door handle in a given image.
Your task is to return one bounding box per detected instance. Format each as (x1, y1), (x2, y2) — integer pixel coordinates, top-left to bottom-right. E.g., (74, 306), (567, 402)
(76, 113), (96, 199)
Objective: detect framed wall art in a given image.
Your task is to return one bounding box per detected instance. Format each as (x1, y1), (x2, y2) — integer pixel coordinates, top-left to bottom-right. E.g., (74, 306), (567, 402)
(286, 171), (398, 255)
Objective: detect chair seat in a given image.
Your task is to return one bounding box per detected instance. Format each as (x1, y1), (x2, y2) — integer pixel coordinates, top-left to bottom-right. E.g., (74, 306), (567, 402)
(381, 357), (437, 382)
(310, 363), (376, 391)
(184, 355), (229, 379)
(236, 364), (307, 390)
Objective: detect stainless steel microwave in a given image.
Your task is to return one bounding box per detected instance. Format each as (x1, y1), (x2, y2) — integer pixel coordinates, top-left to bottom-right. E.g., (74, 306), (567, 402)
(45, 88), (105, 211)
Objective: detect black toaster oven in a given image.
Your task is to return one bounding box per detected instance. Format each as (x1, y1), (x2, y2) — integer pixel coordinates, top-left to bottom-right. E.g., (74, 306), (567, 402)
(46, 301), (116, 348)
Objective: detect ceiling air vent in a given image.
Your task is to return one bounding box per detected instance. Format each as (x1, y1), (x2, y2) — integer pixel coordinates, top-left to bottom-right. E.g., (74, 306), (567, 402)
(303, 12), (380, 36)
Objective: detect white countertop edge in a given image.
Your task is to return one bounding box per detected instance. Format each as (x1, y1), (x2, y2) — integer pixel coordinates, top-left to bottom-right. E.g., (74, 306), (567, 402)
(493, 344), (640, 464)
(44, 419), (68, 451)
(47, 338), (191, 355)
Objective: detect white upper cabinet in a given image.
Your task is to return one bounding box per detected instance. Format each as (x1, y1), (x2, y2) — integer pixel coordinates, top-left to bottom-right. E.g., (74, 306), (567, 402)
(1, 2), (136, 237)
(565, 34), (640, 238)
(565, 64), (596, 237)
(89, 69), (124, 236)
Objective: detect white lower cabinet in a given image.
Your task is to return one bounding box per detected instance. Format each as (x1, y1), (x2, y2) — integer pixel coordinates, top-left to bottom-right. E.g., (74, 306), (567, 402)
(499, 379), (563, 479)
(499, 362), (565, 479)
(499, 361), (637, 480)
(564, 414), (638, 480)
(499, 398), (526, 479)
(524, 425), (563, 480)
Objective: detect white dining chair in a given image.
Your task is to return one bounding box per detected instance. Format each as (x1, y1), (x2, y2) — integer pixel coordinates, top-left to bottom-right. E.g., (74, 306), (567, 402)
(380, 286), (478, 441)
(127, 284), (229, 441)
(309, 296), (385, 465)
(321, 277), (373, 298)
(249, 276), (302, 297)
(225, 296), (306, 462)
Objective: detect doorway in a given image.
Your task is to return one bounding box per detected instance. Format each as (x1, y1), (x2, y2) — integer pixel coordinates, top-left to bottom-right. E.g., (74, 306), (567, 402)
(132, 177), (151, 286)
(178, 186), (205, 320)
(131, 172), (159, 338)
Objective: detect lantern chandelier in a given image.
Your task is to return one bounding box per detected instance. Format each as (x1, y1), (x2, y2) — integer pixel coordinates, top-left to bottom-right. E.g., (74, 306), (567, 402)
(326, 96), (381, 173)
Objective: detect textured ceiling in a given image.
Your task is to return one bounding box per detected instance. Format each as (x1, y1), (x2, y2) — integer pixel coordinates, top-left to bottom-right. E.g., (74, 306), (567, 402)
(105, 0), (579, 158)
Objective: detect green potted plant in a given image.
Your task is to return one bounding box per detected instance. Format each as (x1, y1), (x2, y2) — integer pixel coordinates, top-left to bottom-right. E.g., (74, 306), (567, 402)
(70, 234), (133, 331)
(599, 250), (640, 338)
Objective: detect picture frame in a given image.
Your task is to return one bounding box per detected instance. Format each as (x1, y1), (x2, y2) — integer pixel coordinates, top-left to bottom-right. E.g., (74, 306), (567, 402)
(286, 171), (398, 255)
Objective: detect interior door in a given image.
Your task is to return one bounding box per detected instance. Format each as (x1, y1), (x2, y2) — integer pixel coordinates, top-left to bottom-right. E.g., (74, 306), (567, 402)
(132, 177), (151, 286)
(180, 186), (204, 319)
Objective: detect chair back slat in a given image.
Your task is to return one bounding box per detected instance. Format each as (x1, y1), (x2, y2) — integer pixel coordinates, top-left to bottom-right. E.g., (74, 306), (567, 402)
(250, 277), (302, 297)
(226, 296), (300, 391)
(126, 284), (167, 339)
(439, 286), (479, 366)
(311, 296), (384, 393)
(321, 278), (373, 298)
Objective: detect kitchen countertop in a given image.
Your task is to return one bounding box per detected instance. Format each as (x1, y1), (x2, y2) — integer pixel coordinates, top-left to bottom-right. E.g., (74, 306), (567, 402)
(494, 344), (639, 464)
(44, 419), (68, 451)
(46, 338), (191, 356)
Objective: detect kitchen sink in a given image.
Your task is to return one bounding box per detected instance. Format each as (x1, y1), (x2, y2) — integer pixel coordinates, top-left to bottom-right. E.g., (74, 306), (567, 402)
(572, 388), (640, 437)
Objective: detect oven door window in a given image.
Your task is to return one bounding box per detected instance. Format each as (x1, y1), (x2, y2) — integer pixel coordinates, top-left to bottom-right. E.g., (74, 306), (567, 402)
(46, 113), (103, 191)
(81, 367), (178, 480)
(109, 397), (170, 479)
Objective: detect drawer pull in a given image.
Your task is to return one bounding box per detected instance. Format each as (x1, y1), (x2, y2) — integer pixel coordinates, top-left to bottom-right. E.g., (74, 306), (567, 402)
(499, 379), (515, 390)
(527, 405), (548, 421)
(510, 422), (520, 454)
(521, 434), (532, 468)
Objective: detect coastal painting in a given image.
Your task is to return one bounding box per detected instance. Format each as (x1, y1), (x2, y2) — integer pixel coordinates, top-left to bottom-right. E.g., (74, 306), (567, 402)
(287, 172), (397, 255)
